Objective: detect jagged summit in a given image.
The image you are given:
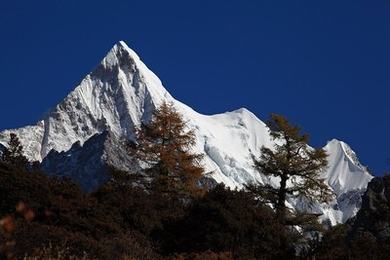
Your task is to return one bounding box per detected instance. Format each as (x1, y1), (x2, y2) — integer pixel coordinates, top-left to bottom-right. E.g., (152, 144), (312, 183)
(99, 40), (144, 71)
(115, 40), (140, 57)
(0, 41), (373, 224)
(0, 41), (173, 161)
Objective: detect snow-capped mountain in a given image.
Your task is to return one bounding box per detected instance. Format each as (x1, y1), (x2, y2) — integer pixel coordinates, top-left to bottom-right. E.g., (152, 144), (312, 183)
(0, 41), (373, 224)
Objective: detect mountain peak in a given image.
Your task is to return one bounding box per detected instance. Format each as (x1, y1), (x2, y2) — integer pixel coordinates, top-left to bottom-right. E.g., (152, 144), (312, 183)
(100, 41), (141, 70)
(0, 41), (173, 161)
(327, 138), (349, 148)
(113, 41), (140, 58)
(117, 40), (128, 48)
(326, 139), (367, 171)
(233, 107), (251, 114)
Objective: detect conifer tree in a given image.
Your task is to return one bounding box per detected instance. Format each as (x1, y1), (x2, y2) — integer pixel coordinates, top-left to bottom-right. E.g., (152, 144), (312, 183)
(1, 133), (28, 167)
(130, 102), (204, 199)
(247, 114), (334, 224)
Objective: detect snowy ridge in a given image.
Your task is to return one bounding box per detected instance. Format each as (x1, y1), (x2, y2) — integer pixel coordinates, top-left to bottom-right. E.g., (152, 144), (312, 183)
(0, 41), (373, 224)
(323, 139), (372, 195)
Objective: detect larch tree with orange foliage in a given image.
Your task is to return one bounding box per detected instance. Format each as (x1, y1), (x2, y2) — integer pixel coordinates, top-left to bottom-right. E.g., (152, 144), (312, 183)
(130, 102), (205, 200)
(247, 114), (334, 225)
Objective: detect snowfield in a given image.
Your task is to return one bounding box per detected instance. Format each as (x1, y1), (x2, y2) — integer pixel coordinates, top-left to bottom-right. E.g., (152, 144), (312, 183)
(0, 41), (373, 225)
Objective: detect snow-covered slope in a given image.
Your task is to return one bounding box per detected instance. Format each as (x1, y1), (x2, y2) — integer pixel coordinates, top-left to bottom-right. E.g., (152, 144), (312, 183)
(0, 41), (372, 224)
(323, 139), (371, 194)
(320, 139), (373, 223)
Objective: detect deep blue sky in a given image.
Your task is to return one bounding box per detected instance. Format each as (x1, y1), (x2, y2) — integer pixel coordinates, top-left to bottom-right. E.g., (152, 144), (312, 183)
(0, 1), (389, 175)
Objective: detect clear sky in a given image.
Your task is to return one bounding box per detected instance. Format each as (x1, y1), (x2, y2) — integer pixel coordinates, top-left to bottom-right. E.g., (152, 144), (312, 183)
(0, 1), (389, 175)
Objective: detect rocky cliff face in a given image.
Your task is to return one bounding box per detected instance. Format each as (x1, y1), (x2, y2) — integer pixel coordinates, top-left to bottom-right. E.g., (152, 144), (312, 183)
(0, 41), (373, 224)
(41, 131), (136, 191)
(351, 175), (390, 240)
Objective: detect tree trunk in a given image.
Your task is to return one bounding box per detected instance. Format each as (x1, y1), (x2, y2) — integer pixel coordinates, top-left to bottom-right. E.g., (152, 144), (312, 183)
(276, 173), (288, 223)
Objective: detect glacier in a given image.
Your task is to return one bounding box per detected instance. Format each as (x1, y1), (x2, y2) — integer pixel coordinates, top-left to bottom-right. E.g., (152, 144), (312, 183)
(0, 41), (373, 225)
